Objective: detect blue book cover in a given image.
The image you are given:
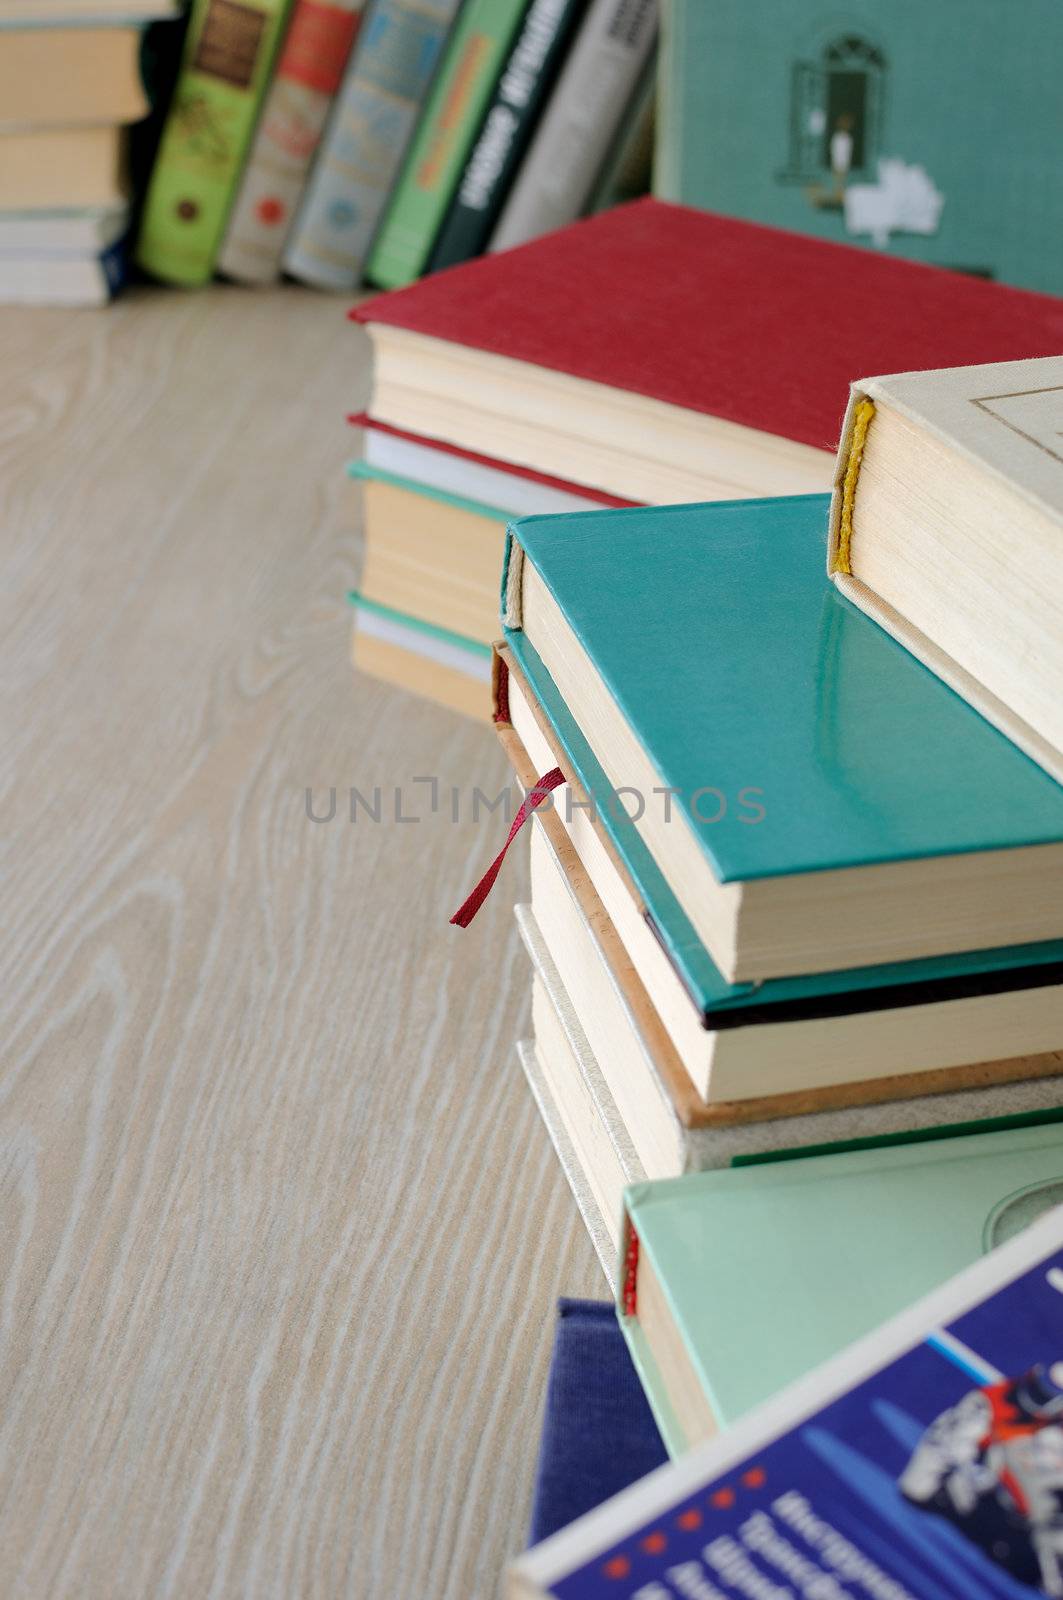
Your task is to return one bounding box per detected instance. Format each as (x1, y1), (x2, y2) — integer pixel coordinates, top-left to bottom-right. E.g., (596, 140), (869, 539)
(529, 1300), (667, 1546)
(512, 1204), (1063, 1598)
(502, 493), (1063, 1010)
(656, 0), (1063, 295)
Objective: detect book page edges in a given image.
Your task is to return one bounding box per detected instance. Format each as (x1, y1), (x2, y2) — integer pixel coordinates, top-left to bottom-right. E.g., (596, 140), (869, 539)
(829, 357), (1063, 574)
(502, 530), (524, 629)
(615, 1201), (689, 1460)
(835, 570), (1063, 786)
(494, 647), (1063, 1126)
(514, 1036), (618, 1289)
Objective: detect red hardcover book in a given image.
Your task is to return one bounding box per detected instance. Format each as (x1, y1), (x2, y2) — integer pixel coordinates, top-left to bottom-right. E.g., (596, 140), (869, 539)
(350, 198), (1063, 504)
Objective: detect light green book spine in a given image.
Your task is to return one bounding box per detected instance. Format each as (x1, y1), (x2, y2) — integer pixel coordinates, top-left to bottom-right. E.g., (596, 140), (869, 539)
(651, 0), (680, 200)
(136, 0), (294, 286)
(365, 0), (530, 291)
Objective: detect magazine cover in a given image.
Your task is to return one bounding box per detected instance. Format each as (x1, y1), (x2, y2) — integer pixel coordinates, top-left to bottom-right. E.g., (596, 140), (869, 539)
(516, 1201), (1063, 1598)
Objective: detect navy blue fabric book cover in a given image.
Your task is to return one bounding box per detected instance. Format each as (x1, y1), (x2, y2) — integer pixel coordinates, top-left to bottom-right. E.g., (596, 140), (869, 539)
(529, 1300), (667, 1546)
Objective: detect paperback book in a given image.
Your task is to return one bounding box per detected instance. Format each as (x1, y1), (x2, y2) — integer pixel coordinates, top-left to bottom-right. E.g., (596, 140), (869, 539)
(283, 0), (463, 290)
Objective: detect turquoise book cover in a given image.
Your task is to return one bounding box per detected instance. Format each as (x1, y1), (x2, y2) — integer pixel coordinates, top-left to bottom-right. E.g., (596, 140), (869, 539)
(505, 495), (1063, 881)
(621, 1124), (1063, 1455)
(655, 0), (1063, 294)
(502, 492), (1063, 1019)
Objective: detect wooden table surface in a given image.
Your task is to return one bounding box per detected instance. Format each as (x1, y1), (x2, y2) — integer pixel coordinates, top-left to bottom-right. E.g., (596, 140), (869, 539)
(0, 286), (599, 1599)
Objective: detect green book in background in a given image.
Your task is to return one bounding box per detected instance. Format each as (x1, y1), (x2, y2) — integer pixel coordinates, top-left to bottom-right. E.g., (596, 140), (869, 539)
(366, 0), (531, 290)
(136, 0), (293, 286)
(622, 1123), (1063, 1457)
(655, 0), (1063, 295)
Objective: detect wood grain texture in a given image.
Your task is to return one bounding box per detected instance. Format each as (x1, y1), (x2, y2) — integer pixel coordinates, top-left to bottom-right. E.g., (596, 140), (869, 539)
(0, 285), (599, 1599)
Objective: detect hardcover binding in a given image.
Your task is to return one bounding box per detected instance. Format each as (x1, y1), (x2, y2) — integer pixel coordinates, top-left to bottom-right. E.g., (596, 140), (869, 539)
(494, 642), (1063, 1130)
(828, 376), (1063, 786)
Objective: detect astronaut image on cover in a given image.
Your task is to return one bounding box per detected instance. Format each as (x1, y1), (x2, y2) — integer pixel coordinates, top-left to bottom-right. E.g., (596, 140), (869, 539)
(900, 1363), (1063, 1595)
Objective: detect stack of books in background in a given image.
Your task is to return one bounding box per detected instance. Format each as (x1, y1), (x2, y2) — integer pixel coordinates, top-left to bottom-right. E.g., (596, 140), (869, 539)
(347, 199), (848, 715)
(129, 0), (1063, 297)
(0, 0), (179, 305)
(0, 0), (657, 305)
(10, 0), (1063, 310)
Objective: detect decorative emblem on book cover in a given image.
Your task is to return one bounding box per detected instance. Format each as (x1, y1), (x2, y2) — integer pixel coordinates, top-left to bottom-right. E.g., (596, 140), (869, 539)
(779, 28), (944, 248)
(193, 0), (266, 89)
(172, 89), (237, 175)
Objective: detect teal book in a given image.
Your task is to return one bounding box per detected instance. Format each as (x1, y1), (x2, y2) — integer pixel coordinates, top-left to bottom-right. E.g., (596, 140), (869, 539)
(502, 493), (1063, 986)
(655, 0), (1063, 295)
(620, 1123), (1063, 1457)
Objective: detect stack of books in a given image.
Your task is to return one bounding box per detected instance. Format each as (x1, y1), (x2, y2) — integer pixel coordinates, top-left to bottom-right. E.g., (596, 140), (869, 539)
(133, 0), (658, 290)
(431, 213), (1063, 1569)
(0, 0), (179, 305)
(487, 444), (1063, 1276)
(349, 196), (1063, 716)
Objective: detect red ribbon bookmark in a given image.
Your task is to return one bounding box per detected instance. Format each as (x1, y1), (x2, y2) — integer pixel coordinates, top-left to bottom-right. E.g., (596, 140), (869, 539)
(450, 767), (565, 928)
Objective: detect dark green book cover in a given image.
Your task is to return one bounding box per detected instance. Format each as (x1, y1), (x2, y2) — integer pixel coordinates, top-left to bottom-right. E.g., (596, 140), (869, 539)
(428, 0), (589, 272)
(656, 0), (1063, 293)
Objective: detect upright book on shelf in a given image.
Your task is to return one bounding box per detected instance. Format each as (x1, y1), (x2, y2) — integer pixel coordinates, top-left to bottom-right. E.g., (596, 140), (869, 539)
(511, 1203), (1063, 1598)
(365, 0), (532, 289)
(829, 354), (1063, 786)
(218, 0), (365, 283)
(488, 0), (657, 253)
(427, 0), (589, 272)
(283, 0), (463, 290)
(136, 0), (294, 285)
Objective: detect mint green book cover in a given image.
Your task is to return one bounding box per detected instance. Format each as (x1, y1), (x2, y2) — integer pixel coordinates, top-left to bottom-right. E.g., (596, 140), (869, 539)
(655, 0), (1063, 295)
(366, 0), (530, 289)
(622, 1124), (1063, 1456)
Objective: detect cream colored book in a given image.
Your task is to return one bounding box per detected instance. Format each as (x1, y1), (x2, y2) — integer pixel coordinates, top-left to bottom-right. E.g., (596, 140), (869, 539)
(0, 26), (149, 131)
(348, 599), (490, 721)
(523, 816), (1063, 1180)
(0, 126), (126, 210)
(354, 474), (505, 647)
(829, 355), (1063, 785)
(501, 647), (1063, 1109)
(518, 902), (646, 1278)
